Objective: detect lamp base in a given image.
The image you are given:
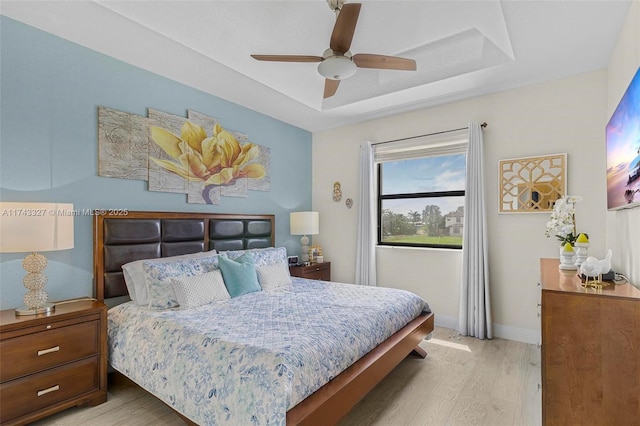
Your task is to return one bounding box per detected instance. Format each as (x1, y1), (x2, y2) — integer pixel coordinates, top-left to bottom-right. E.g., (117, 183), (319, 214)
(300, 234), (310, 263)
(15, 302), (55, 316)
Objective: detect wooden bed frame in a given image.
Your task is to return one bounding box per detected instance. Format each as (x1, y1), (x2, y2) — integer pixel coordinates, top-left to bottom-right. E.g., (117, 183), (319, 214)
(94, 211), (434, 425)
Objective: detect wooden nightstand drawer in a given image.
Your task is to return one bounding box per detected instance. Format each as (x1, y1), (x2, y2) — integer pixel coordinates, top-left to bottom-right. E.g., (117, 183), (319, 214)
(0, 300), (107, 425)
(0, 320), (100, 382)
(290, 262), (331, 281)
(0, 356), (100, 424)
(304, 266), (330, 281)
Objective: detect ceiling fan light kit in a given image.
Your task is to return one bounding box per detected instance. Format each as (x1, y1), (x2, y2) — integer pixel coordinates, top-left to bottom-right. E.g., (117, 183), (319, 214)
(318, 55), (357, 80)
(251, 1), (416, 98)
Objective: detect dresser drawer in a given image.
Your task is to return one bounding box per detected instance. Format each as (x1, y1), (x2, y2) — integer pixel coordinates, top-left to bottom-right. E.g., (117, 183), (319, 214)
(0, 356), (100, 424)
(0, 320), (99, 382)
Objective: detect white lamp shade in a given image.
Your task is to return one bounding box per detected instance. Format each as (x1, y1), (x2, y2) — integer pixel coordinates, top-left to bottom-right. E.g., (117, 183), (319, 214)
(290, 211), (319, 235)
(0, 202), (74, 253)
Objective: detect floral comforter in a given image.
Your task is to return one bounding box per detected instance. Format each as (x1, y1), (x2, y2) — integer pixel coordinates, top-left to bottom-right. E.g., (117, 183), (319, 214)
(108, 279), (430, 425)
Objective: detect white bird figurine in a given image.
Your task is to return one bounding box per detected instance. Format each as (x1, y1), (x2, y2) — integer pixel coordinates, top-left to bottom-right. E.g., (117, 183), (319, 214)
(580, 249), (612, 277)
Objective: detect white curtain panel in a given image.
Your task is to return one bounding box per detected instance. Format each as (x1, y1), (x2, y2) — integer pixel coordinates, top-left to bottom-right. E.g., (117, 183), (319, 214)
(458, 122), (492, 339)
(355, 141), (377, 286)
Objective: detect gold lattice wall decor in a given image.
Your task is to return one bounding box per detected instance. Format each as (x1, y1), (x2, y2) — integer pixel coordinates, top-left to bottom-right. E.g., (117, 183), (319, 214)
(499, 154), (567, 213)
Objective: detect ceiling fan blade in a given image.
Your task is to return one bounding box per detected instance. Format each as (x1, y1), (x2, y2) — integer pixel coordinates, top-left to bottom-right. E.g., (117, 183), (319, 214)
(352, 54), (417, 71)
(251, 55), (323, 63)
(329, 3), (361, 53)
(324, 79), (340, 98)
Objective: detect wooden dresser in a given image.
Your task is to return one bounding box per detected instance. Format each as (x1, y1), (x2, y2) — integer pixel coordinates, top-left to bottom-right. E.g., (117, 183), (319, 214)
(289, 261), (331, 281)
(539, 258), (640, 426)
(0, 300), (107, 425)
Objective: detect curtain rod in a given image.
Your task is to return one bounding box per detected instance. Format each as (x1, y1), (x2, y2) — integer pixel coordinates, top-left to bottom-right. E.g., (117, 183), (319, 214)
(372, 122), (487, 146)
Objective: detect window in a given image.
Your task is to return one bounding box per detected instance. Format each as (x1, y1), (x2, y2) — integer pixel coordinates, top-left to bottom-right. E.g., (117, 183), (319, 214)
(375, 129), (467, 249)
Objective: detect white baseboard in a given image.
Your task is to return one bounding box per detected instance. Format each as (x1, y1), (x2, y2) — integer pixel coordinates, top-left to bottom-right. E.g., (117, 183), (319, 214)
(431, 314), (541, 345)
(492, 324), (541, 345)
(433, 314), (458, 330)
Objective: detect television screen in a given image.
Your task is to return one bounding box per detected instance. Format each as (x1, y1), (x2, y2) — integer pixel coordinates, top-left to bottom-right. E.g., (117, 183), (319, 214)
(606, 67), (640, 210)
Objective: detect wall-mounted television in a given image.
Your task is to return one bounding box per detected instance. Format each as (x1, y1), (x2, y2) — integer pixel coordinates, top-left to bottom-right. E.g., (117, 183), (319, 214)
(606, 67), (640, 210)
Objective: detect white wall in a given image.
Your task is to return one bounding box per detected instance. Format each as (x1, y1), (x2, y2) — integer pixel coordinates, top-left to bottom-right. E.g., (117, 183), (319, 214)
(312, 70), (608, 343)
(606, 0), (640, 284)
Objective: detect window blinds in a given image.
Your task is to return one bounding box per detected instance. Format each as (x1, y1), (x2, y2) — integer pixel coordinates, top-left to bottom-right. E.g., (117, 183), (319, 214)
(373, 128), (468, 163)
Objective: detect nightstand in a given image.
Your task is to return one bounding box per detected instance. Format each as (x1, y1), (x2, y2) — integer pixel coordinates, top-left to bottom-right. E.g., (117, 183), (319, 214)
(289, 262), (331, 281)
(0, 300), (107, 425)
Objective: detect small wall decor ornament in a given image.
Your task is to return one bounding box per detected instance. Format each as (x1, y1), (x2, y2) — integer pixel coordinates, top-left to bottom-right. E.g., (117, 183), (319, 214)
(345, 198), (353, 209)
(333, 182), (342, 202)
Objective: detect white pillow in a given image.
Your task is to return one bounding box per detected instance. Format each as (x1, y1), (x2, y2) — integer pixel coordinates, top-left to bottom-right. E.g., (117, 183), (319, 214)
(256, 262), (292, 291)
(122, 250), (216, 305)
(171, 269), (230, 309)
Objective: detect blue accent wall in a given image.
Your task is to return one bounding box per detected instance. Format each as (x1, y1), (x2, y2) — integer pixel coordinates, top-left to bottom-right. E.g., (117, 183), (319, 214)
(0, 17), (312, 309)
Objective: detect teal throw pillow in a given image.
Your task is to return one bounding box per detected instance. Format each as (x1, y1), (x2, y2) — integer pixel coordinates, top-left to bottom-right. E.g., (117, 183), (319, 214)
(218, 252), (261, 298)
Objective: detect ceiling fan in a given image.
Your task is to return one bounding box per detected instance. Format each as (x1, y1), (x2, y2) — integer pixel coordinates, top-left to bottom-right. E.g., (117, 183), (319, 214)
(251, 0), (417, 99)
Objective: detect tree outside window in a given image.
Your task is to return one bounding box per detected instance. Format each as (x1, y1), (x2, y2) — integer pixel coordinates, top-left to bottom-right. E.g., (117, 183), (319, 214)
(378, 154), (466, 249)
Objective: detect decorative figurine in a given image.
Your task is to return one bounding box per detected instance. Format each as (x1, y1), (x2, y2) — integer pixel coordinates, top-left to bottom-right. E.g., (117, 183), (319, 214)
(580, 249), (613, 288)
(559, 242), (577, 270)
(574, 233), (589, 266)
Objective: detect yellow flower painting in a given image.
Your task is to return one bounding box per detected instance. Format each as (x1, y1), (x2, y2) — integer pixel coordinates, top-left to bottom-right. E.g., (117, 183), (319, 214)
(149, 121), (266, 186)
(97, 106), (270, 205)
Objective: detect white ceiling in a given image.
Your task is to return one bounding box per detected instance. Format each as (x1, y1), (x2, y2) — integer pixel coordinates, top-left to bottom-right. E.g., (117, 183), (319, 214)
(0, 0), (632, 132)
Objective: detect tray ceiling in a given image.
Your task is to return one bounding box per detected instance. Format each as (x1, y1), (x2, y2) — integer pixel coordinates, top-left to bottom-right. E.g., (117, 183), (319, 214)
(0, 1), (631, 131)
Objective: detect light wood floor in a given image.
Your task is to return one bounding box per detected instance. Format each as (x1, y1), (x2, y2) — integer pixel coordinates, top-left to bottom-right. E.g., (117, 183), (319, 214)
(31, 327), (541, 426)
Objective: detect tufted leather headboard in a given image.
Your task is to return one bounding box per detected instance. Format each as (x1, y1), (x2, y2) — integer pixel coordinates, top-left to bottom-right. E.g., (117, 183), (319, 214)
(93, 211), (274, 301)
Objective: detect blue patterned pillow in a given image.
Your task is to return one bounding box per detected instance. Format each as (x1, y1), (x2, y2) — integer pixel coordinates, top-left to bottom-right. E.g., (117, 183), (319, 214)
(218, 253), (261, 298)
(143, 254), (222, 310)
(122, 249), (217, 306)
(222, 247), (287, 266)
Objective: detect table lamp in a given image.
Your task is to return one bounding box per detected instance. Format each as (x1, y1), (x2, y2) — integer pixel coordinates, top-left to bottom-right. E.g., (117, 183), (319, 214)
(290, 211), (319, 264)
(0, 202), (74, 315)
